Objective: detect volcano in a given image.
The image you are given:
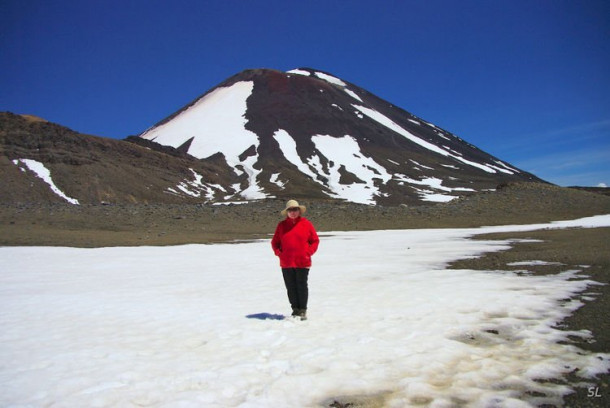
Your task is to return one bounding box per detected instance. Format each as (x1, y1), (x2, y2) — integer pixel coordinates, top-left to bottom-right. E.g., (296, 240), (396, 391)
(140, 68), (541, 205)
(2, 68), (544, 206)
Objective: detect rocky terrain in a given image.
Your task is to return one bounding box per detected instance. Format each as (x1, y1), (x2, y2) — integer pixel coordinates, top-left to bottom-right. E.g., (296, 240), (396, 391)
(2, 182), (608, 247)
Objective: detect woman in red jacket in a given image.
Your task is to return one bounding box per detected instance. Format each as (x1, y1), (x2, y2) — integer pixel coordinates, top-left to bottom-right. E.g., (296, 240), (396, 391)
(271, 200), (319, 320)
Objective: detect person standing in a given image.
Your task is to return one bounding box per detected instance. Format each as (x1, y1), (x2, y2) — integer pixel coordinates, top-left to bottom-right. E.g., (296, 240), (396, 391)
(271, 200), (319, 320)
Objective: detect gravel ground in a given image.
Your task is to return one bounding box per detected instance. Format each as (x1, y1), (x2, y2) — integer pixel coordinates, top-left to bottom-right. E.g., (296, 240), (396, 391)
(2, 183), (610, 247)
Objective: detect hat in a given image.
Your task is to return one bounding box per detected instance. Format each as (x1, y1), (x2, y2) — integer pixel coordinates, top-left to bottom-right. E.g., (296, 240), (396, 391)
(281, 199), (307, 216)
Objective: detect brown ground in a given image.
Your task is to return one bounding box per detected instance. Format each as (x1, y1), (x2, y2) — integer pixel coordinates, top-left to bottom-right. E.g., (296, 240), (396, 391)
(1, 182), (609, 406)
(2, 183), (610, 247)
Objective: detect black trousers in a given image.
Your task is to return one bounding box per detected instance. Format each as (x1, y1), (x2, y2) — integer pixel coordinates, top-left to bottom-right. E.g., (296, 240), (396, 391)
(282, 268), (309, 311)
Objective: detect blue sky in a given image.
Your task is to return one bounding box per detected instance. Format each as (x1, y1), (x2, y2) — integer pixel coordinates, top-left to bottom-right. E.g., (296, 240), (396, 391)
(1, 0), (609, 187)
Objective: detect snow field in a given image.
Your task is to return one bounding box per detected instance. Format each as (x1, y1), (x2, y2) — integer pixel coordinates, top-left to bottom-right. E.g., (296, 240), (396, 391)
(1, 216), (610, 407)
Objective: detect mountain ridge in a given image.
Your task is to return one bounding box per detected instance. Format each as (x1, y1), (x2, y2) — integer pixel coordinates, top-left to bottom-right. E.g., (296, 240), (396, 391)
(140, 67), (543, 204)
(2, 67), (544, 206)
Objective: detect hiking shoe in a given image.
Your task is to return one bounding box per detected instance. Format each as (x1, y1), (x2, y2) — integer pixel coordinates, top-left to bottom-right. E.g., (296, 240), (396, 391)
(298, 309), (307, 321)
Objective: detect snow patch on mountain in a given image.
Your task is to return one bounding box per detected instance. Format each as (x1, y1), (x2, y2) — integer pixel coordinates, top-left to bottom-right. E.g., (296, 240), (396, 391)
(140, 81), (267, 200)
(273, 129), (319, 181)
(353, 105), (501, 174)
(239, 155), (266, 200)
(314, 71), (347, 86)
(269, 173), (285, 189)
(343, 88), (363, 102)
(286, 68), (311, 77)
(493, 160), (520, 174)
(310, 135), (392, 204)
(168, 169), (226, 200)
(393, 174), (474, 202)
(419, 191), (458, 202)
(287, 68), (363, 102)
(394, 175), (475, 193)
(141, 82), (257, 165)
(274, 130), (391, 204)
(410, 159), (435, 171)
(12, 159), (79, 204)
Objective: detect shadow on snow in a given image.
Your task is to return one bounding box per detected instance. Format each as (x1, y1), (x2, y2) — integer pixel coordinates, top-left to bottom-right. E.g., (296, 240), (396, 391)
(245, 313), (286, 321)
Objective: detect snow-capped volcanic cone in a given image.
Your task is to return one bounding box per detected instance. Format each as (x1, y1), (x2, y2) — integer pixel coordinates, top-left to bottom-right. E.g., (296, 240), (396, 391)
(140, 68), (542, 205)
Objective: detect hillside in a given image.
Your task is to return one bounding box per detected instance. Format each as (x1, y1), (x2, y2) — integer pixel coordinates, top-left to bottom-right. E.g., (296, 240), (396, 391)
(2, 182), (609, 247)
(2, 68), (548, 207)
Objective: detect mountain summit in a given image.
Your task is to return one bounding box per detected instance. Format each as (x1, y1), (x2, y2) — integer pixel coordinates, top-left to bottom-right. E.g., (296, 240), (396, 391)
(2, 68), (543, 206)
(140, 68), (541, 205)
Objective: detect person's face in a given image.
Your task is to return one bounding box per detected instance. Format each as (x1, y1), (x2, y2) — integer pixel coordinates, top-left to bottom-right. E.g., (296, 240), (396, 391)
(287, 207), (300, 219)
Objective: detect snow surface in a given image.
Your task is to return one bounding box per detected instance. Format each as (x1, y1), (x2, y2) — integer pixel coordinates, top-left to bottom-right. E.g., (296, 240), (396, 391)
(343, 88), (363, 102)
(12, 159), (80, 205)
(313, 72), (347, 87)
(274, 130), (392, 204)
(269, 173), (285, 189)
(507, 260), (565, 266)
(169, 169), (226, 200)
(352, 105), (513, 175)
(140, 81), (265, 200)
(286, 69), (311, 77)
(393, 175), (474, 203)
(1, 215), (610, 407)
(310, 135), (392, 204)
(273, 128), (488, 204)
(288, 69), (362, 102)
(140, 82), (257, 164)
(273, 129), (319, 180)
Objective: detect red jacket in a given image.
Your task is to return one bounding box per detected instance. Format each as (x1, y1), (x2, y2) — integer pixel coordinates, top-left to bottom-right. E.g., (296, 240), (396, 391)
(271, 216), (319, 268)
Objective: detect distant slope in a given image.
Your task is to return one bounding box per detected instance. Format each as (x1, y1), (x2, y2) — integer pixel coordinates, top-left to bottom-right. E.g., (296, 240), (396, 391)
(0, 112), (239, 204)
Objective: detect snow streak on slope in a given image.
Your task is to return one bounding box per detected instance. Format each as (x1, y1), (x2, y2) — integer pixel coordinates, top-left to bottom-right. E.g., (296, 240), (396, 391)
(140, 81), (265, 199)
(1, 215), (609, 407)
(393, 175), (475, 203)
(353, 104), (515, 174)
(310, 135), (391, 204)
(273, 129), (319, 180)
(12, 159), (80, 204)
(274, 130), (391, 204)
(288, 68), (364, 103)
(168, 169), (226, 200)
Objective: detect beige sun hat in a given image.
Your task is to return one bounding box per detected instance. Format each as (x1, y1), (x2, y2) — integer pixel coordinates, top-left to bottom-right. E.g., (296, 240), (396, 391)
(281, 199), (307, 216)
